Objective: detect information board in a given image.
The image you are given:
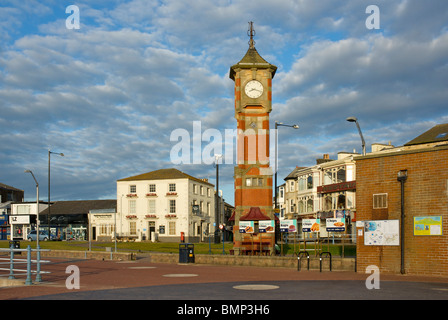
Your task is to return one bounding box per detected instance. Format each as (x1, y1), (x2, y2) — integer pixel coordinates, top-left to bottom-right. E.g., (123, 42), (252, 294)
(259, 220), (275, 233)
(302, 219), (320, 232)
(414, 216), (442, 236)
(239, 221), (254, 233)
(280, 219), (297, 233)
(364, 220), (399, 246)
(326, 218), (345, 232)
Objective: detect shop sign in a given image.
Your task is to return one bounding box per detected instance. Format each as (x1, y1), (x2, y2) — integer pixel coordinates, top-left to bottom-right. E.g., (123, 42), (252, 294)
(280, 219), (297, 233)
(259, 220), (275, 233)
(303, 219), (320, 232)
(317, 181), (356, 194)
(9, 215), (30, 224)
(239, 221), (254, 233)
(326, 218), (345, 232)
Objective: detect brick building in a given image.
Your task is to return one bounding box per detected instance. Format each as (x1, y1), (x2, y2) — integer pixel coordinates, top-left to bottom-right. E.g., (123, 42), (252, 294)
(356, 124), (448, 277)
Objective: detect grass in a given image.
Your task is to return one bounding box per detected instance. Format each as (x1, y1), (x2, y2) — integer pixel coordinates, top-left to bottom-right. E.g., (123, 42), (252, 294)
(0, 240), (234, 255)
(0, 240), (356, 257)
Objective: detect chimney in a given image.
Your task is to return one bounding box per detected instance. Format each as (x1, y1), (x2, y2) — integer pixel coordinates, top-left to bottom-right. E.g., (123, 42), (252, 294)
(323, 154), (329, 160)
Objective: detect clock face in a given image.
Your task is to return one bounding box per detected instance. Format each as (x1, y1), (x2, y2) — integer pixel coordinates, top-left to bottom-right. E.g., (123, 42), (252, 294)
(244, 80), (263, 99)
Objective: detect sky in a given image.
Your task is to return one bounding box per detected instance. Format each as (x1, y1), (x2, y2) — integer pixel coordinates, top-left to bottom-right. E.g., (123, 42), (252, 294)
(1, 0), (447, 206)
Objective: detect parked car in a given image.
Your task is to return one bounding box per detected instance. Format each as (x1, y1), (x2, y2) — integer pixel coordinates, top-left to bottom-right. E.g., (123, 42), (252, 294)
(27, 230), (53, 241)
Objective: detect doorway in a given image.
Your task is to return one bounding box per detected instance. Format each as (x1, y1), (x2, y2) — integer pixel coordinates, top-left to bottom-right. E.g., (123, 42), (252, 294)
(148, 221), (156, 241)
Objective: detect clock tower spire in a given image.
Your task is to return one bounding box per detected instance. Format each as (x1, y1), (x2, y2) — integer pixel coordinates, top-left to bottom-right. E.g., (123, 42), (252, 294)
(229, 22), (277, 255)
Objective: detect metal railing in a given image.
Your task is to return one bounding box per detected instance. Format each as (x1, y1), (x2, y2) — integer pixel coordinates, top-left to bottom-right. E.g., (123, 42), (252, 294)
(0, 245), (51, 285)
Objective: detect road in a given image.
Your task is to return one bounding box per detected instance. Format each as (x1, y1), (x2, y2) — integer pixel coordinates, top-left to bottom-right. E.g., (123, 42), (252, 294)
(1, 256), (448, 302)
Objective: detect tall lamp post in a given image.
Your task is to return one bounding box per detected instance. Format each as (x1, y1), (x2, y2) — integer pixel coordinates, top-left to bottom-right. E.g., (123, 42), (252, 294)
(346, 117), (366, 156)
(24, 169), (42, 282)
(274, 121), (299, 212)
(214, 154), (223, 249)
(397, 169), (408, 275)
(48, 150), (64, 239)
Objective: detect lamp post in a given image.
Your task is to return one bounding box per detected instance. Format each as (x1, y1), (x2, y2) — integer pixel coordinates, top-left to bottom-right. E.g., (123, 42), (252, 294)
(48, 150), (64, 239)
(24, 169), (41, 282)
(397, 169), (408, 275)
(214, 154), (223, 249)
(346, 117), (366, 156)
(274, 121), (299, 212)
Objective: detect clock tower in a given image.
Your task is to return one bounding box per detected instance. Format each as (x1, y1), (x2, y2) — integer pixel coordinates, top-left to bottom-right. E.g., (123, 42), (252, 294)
(229, 22), (277, 254)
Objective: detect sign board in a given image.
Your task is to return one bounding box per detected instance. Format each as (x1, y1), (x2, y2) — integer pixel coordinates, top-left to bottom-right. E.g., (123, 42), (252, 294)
(9, 215), (30, 224)
(326, 218), (345, 232)
(414, 216), (442, 236)
(280, 219), (297, 233)
(364, 220), (399, 246)
(259, 220), (275, 233)
(239, 221), (254, 233)
(302, 219), (320, 232)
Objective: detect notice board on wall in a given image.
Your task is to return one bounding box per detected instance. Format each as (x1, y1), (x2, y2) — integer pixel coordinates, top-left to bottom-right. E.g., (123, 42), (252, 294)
(364, 220), (399, 246)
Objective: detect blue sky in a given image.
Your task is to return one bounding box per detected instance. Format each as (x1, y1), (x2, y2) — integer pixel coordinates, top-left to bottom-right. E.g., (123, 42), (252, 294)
(1, 0), (448, 206)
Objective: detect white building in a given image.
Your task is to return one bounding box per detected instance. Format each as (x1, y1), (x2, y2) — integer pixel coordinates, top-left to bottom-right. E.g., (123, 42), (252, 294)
(116, 168), (215, 242)
(10, 202), (49, 240)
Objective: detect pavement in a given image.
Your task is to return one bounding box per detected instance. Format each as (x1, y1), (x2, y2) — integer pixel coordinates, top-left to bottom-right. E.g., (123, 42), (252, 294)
(1, 255), (448, 302)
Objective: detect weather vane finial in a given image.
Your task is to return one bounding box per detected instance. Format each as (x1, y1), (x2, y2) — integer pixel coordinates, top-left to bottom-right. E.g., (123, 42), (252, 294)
(247, 21), (256, 49)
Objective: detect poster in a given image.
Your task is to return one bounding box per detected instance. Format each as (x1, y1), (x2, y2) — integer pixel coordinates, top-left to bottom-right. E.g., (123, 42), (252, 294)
(259, 220), (275, 233)
(280, 219), (297, 233)
(239, 221), (254, 233)
(326, 218), (345, 232)
(364, 220), (399, 246)
(302, 219), (320, 232)
(414, 216), (442, 236)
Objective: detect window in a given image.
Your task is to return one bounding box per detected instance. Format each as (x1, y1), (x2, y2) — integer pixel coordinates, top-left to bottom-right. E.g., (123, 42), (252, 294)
(169, 221), (176, 235)
(129, 222), (137, 235)
(130, 185), (136, 193)
(149, 184), (156, 193)
(169, 199), (176, 213)
(323, 167), (346, 185)
(290, 181), (295, 191)
(129, 200), (136, 214)
(193, 184), (198, 194)
(200, 186), (204, 195)
(373, 193), (388, 209)
(148, 199), (156, 214)
(246, 177), (263, 187)
(169, 183), (176, 192)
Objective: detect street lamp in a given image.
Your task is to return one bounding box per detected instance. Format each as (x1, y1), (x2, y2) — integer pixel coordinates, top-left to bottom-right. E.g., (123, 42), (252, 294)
(397, 169), (408, 275)
(24, 169), (42, 282)
(274, 121), (299, 212)
(48, 150), (64, 239)
(346, 117), (366, 156)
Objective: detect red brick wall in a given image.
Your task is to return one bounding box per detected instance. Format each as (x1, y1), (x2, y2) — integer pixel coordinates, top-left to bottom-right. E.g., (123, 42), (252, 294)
(356, 147), (448, 277)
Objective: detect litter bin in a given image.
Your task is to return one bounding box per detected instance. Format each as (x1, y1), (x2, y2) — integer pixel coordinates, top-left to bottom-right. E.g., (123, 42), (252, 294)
(179, 243), (195, 263)
(9, 240), (21, 255)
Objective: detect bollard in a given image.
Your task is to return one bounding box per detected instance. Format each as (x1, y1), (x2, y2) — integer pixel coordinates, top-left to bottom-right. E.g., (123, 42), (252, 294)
(36, 245), (42, 282)
(25, 245), (33, 285)
(8, 244), (15, 280)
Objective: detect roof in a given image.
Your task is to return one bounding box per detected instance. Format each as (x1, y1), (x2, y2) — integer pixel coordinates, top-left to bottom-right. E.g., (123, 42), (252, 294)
(284, 167), (306, 180)
(39, 200), (116, 216)
(0, 183), (23, 192)
(117, 168), (214, 186)
(404, 123), (448, 146)
(240, 207), (271, 221)
(229, 46), (277, 80)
